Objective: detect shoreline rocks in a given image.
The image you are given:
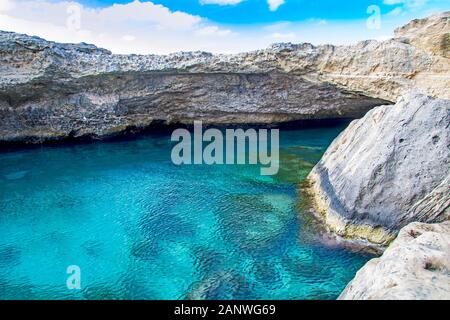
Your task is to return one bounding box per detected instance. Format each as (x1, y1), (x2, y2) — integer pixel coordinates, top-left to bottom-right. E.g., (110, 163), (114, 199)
(305, 93), (450, 245)
(339, 221), (450, 300)
(302, 12), (450, 299)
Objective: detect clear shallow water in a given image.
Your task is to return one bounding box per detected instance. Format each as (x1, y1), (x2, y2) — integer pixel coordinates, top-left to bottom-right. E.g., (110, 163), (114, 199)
(0, 124), (371, 300)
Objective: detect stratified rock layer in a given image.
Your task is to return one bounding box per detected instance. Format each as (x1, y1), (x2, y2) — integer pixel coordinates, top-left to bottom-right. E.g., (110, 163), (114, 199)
(306, 93), (450, 244)
(339, 221), (450, 300)
(0, 12), (449, 143)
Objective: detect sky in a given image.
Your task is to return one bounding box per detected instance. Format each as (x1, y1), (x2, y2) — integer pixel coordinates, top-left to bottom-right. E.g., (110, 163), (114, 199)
(0, 0), (448, 54)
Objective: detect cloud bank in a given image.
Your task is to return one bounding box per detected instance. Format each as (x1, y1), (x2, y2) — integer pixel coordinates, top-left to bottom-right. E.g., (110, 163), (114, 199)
(200, 0), (244, 5)
(0, 0), (433, 54)
(267, 0), (285, 12)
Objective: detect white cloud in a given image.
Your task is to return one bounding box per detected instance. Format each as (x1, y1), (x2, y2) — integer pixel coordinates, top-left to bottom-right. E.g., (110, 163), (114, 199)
(195, 26), (237, 37)
(0, 0), (15, 11)
(82, 0), (202, 30)
(200, 0), (244, 5)
(307, 18), (328, 26)
(383, 0), (428, 9)
(267, 0), (285, 11)
(0, 0), (430, 54)
(122, 35), (136, 42)
(386, 7), (403, 16)
(0, 0), (239, 53)
(269, 32), (296, 40)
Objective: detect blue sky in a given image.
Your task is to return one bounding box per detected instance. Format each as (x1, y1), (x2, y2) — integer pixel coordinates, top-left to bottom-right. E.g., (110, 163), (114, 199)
(0, 0), (448, 53)
(73, 0), (449, 23)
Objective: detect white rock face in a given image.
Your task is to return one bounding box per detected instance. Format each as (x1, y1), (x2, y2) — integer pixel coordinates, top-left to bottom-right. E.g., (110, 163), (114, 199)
(306, 93), (450, 244)
(339, 221), (450, 300)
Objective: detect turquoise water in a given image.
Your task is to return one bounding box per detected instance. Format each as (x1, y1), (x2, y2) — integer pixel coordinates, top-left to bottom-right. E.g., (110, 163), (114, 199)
(0, 125), (371, 300)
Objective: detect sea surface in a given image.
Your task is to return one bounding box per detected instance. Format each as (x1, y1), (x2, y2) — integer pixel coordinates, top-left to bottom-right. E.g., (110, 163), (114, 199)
(0, 124), (371, 299)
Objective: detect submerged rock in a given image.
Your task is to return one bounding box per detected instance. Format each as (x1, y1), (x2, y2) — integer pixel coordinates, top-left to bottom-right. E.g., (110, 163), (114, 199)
(339, 221), (450, 300)
(306, 93), (450, 244)
(0, 12), (449, 143)
(217, 193), (294, 253)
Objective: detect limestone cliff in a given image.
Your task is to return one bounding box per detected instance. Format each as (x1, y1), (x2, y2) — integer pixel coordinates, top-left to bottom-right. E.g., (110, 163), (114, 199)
(339, 221), (450, 300)
(0, 12), (448, 143)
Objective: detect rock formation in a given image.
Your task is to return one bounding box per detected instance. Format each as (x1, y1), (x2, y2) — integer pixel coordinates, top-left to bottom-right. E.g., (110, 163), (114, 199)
(0, 12), (448, 143)
(306, 93), (450, 245)
(339, 221), (450, 300)
(394, 11), (449, 58)
(296, 12), (450, 299)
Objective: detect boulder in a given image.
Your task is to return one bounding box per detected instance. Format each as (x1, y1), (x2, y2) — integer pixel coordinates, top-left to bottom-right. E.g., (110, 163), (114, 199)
(306, 93), (450, 244)
(339, 221), (450, 300)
